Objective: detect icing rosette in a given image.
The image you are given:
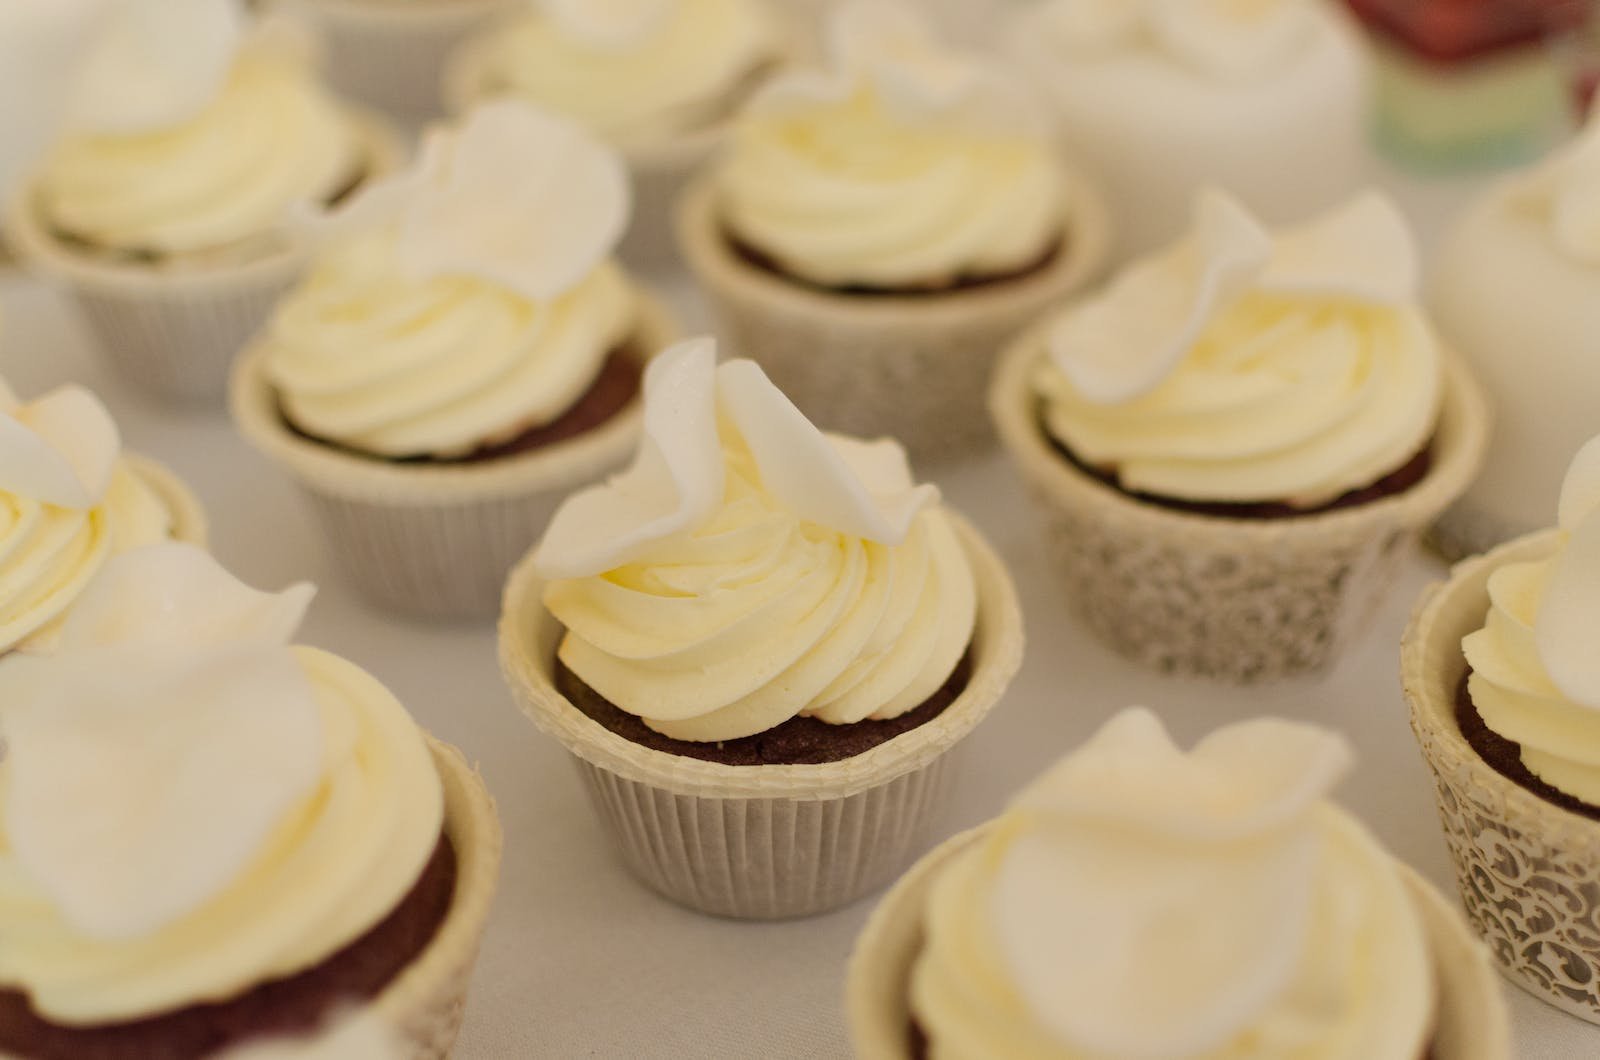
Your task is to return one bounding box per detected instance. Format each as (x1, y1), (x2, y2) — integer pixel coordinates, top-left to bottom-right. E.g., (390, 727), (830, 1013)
(0, 378), (172, 655)
(31, 0), (363, 259)
(533, 336), (977, 743)
(262, 100), (638, 459)
(0, 542), (444, 1026)
(715, 0), (1068, 290)
(461, 0), (779, 145)
(1035, 190), (1441, 508)
(1463, 436), (1600, 805)
(912, 708), (1436, 1058)
(1508, 110), (1600, 269)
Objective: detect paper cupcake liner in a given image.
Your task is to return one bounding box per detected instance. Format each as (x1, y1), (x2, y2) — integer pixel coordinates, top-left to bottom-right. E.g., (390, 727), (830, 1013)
(230, 292), (679, 621)
(846, 826), (1510, 1060)
(677, 175), (1114, 466)
(1401, 529), (1600, 1025)
(497, 514), (1025, 920)
(990, 326), (1491, 682)
(124, 454), (210, 548)
(4, 112), (403, 407)
(280, 0), (516, 127)
(370, 736), (501, 1059)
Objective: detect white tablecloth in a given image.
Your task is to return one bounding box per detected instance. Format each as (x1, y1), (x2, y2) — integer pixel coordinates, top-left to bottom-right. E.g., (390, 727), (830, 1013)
(2, 236), (1594, 1058)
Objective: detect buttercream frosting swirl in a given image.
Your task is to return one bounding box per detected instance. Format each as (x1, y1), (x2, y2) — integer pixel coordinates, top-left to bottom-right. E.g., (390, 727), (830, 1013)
(0, 543), (444, 1025)
(1036, 191), (1441, 507)
(913, 707), (1436, 1059)
(716, 0), (1067, 289)
(535, 337), (977, 743)
(265, 102), (637, 458)
(35, 2), (361, 259)
(1031, 0), (1320, 81)
(0, 379), (172, 655)
(467, 0), (778, 145)
(1510, 110), (1600, 268)
(1464, 435), (1600, 805)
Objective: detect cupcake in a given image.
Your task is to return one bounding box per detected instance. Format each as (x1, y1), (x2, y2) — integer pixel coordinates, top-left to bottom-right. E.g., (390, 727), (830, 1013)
(992, 191), (1489, 682)
(848, 708), (1510, 1059)
(445, 0), (786, 270)
(499, 336), (1024, 919)
(678, 0), (1111, 464)
(1403, 434), (1600, 1023)
(0, 376), (206, 655)
(1428, 113), (1600, 561)
(232, 101), (680, 620)
(5, 0), (401, 404)
(0, 543), (502, 1058)
(1006, 0), (1369, 261)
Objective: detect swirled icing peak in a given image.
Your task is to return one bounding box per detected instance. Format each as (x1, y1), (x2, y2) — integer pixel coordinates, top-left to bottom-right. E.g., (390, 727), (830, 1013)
(539, 0), (676, 49)
(0, 380), (119, 510)
(320, 101), (628, 302)
(1051, 190), (1418, 405)
(1036, 0), (1319, 81)
(1512, 111), (1600, 267)
(535, 337), (938, 579)
(1533, 436), (1600, 709)
(0, 543), (320, 941)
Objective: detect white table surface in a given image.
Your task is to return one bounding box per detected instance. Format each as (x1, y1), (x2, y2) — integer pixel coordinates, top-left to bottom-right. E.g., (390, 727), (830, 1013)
(2, 185), (1594, 1058)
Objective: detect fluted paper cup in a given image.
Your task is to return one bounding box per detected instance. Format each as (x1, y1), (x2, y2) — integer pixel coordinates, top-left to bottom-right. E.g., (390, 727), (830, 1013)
(125, 454), (210, 547)
(676, 174), (1113, 466)
(5, 112), (403, 407)
(846, 827), (1510, 1060)
(497, 515), (1024, 920)
(1401, 529), (1600, 1025)
(991, 326), (1491, 682)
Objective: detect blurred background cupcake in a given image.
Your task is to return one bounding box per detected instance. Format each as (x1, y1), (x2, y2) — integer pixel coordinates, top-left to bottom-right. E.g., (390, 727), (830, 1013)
(5, 0), (401, 406)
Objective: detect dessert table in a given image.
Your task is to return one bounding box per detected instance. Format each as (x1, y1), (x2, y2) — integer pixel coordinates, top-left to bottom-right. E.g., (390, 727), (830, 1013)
(1, 163), (1593, 1059)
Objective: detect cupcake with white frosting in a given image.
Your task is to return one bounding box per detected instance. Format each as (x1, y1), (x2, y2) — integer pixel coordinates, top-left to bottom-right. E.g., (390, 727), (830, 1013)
(678, 0), (1110, 464)
(0, 377), (206, 656)
(992, 190), (1489, 681)
(1007, 0), (1369, 260)
(4, 0), (401, 404)
(447, 0), (786, 269)
(0, 543), (501, 1058)
(1428, 113), (1600, 561)
(499, 336), (1024, 919)
(1403, 435), (1600, 1025)
(232, 100), (680, 619)
(849, 708), (1510, 1059)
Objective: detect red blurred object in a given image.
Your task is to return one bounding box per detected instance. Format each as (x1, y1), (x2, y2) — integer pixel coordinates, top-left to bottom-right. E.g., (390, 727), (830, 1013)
(1345, 0), (1589, 63)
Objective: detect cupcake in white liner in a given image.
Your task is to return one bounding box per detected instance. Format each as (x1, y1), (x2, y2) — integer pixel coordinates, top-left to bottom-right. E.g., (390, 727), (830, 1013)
(232, 101), (680, 620)
(1006, 0), (1369, 262)
(4, 0), (402, 405)
(445, 0), (787, 271)
(1403, 436), (1600, 1024)
(993, 190), (1489, 682)
(848, 708), (1510, 1059)
(499, 337), (1024, 919)
(678, 0), (1111, 465)
(0, 543), (502, 1058)
(0, 376), (206, 656)
(1428, 113), (1600, 561)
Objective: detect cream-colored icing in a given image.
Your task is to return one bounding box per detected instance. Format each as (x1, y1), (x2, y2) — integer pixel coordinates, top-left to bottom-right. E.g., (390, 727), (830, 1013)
(536, 338), (976, 743)
(466, 0), (778, 145)
(912, 708), (1436, 1059)
(717, 1), (1066, 289)
(1036, 192), (1441, 507)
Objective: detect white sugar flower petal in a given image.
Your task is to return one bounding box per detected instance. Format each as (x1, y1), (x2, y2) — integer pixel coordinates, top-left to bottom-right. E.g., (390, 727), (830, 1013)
(534, 338), (724, 579)
(1513, 111), (1600, 266)
(539, 0), (675, 49)
(1261, 192), (1418, 304)
(70, 0), (246, 135)
(1146, 0), (1316, 80)
(1537, 501), (1600, 710)
(1558, 435), (1600, 532)
(0, 384), (120, 509)
(1049, 190), (1272, 404)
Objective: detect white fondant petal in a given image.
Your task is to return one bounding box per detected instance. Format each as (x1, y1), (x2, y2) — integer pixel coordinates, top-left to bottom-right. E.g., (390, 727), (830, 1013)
(0, 385), (120, 509)
(1146, 0), (1315, 81)
(1261, 192), (1418, 304)
(534, 339), (724, 579)
(716, 360), (937, 544)
(60, 542), (315, 651)
(1537, 504), (1600, 710)
(1049, 190), (1272, 404)
(539, 0), (675, 49)
(1558, 435), (1600, 532)
(70, 0), (245, 135)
